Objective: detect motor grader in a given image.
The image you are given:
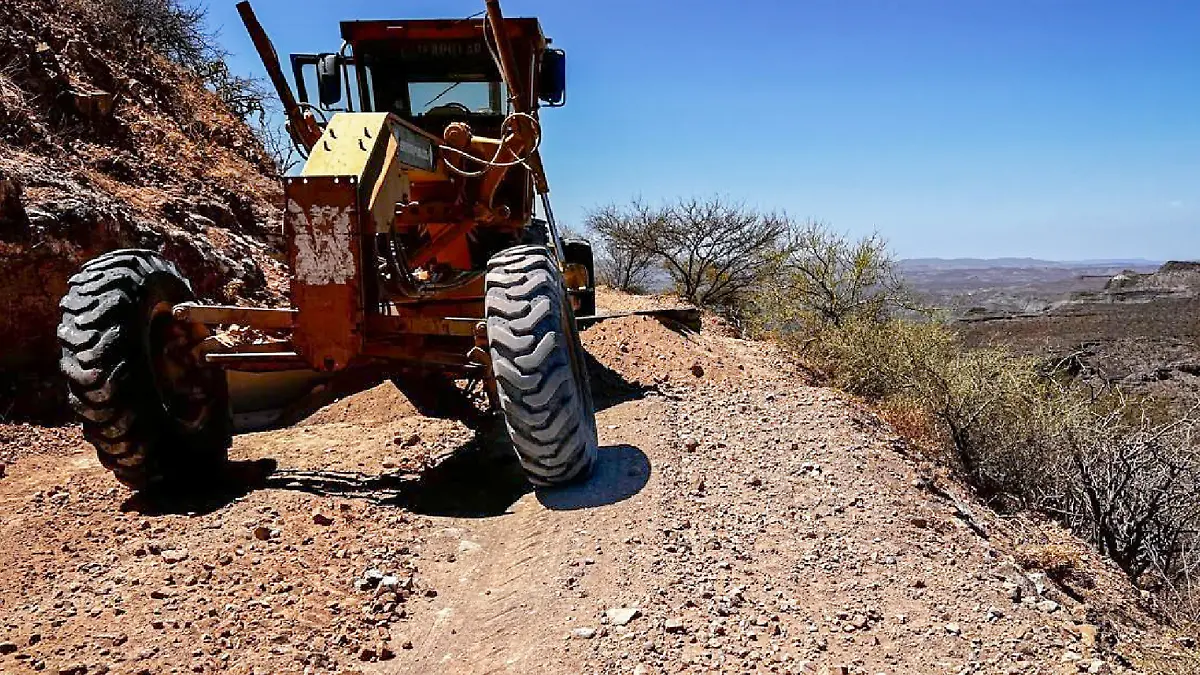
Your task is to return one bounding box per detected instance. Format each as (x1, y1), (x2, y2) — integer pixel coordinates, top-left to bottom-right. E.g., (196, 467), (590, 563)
(56, 0), (600, 490)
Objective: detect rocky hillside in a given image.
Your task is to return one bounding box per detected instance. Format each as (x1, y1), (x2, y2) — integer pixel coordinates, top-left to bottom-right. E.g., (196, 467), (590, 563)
(1104, 261), (1200, 300)
(0, 0), (286, 416)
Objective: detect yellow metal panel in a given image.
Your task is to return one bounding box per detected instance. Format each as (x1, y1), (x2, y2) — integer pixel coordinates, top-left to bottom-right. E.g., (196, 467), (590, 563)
(301, 113), (391, 178)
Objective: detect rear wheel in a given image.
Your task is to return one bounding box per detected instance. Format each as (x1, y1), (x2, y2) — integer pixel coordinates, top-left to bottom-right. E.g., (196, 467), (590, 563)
(57, 249), (231, 490)
(485, 245), (598, 486)
(563, 238), (597, 317)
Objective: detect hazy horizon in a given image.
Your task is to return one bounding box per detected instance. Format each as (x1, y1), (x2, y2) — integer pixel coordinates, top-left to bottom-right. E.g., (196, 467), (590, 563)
(899, 256), (1171, 264)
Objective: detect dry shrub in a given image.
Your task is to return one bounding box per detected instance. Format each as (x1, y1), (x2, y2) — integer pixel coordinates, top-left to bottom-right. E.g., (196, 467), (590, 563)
(62, 0), (286, 172)
(72, 0), (218, 72)
(0, 65), (25, 110)
(800, 317), (1200, 588)
(1061, 404), (1200, 603)
(751, 225), (907, 329)
(1017, 543), (1081, 576)
(1140, 648), (1200, 675)
(585, 201), (660, 293)
(800, 318), (1065, 502)
(67, 0), (270, 122)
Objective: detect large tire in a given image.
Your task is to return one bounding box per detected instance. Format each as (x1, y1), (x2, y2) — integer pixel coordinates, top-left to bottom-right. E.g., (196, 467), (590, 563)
(57, 249), (232, 490)
(485, 245), (598, 486)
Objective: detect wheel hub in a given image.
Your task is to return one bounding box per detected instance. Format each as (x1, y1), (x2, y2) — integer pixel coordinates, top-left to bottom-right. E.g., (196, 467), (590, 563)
(148, 302), (214, 432)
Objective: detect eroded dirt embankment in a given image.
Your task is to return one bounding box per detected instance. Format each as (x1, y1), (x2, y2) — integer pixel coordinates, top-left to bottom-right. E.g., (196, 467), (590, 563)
(0, 290), (1190, 674)
(0, 0), (286, 416)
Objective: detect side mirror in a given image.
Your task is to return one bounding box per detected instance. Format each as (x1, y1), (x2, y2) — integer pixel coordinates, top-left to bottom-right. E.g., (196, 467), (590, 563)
(316, 53), (342, 108)
(538, 48), (566, 107)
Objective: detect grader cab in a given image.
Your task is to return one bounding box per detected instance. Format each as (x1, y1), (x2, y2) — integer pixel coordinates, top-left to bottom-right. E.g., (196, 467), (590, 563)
(56, 1), (599, 490)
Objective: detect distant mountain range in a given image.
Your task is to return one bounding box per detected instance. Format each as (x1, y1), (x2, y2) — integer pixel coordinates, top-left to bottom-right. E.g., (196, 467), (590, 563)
(899, 257), (1167, 271)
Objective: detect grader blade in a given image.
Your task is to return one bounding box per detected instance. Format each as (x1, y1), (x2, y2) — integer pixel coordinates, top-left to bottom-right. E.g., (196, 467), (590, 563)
(577, 308), (702, 333)
(226, 370), (331, 432)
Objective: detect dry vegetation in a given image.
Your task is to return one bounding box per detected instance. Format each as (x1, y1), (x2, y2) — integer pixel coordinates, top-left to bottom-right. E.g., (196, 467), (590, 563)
(72, 0), (288, 169)
(586, 196), (795, 308)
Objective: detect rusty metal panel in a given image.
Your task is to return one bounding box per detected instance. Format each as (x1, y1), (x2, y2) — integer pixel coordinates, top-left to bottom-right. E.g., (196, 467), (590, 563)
(284, 175), (363, 371)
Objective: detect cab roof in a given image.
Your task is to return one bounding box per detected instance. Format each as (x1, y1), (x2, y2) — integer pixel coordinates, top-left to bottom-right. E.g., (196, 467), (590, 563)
(340, 18), (546, 46)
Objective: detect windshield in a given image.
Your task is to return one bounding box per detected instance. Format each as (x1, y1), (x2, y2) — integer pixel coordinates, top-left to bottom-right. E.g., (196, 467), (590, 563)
(408, 81), (508, 115)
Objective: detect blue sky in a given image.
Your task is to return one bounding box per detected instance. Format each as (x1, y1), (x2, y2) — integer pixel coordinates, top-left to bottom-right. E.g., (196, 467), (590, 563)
(208, 1), (1199, 260)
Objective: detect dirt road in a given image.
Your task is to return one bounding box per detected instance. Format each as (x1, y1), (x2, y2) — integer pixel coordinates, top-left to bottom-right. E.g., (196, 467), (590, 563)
(0, 296), (1170, 674)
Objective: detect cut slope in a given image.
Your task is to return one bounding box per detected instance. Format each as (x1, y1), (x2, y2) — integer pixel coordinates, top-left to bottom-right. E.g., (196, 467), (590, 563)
(0, 0), (286, 416)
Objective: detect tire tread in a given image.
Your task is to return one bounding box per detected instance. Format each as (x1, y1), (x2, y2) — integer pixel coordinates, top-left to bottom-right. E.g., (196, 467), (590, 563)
(485, 246), (598, 486)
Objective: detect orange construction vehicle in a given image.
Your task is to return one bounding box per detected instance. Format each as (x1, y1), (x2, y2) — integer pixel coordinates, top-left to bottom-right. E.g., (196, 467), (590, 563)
(56, 1), (600, 490)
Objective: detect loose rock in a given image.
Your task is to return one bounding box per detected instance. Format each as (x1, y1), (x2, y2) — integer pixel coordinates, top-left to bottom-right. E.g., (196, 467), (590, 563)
(1036, 599), (1061, 613)
(357, 568), (385, 591)
(606, 607), (640, 626)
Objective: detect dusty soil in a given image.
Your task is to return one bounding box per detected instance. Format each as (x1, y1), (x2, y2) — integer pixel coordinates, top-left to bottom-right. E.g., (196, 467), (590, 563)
(593, 287), (692, 314)
(0, 295), (1193, 674)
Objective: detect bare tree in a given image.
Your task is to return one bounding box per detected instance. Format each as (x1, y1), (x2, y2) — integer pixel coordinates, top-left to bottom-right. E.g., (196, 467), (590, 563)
(84, 0), (220, 71)
(585, 201), (660, 293)
(587, 197), (792, 308)
(1059, 400), (1200, 584)
(79, 0), (273, 125)
(655, 197), (791, 308)
(252, 117), (300, 175)
(76, 0), (285, 175)
(199, 60), (270, 122)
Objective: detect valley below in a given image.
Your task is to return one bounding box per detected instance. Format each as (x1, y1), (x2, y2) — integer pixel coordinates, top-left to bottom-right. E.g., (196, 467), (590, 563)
(903, 259), (1200, 411)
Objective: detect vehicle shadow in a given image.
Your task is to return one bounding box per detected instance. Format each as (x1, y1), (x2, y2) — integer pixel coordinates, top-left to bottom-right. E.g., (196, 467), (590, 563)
(122, 425), (650, 519)
(535, 443), (650, 511)
(120, 458), (280, 517)
(386, 432), (651, 516)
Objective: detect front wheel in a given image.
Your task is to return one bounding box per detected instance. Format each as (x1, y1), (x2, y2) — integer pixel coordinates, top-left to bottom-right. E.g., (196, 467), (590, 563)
(57, 249), (231, 490)
(485, 245), (598, 486)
